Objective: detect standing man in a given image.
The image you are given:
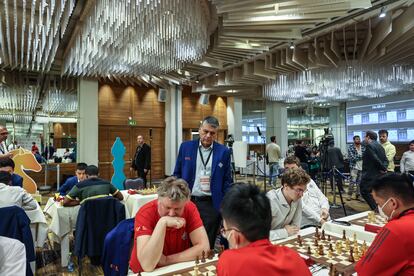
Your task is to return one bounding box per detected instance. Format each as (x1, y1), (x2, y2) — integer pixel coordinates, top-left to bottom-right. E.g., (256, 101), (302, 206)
(379, 130), (396, 172)
(327, 141), (345, 192)
(294, 140), (309, 172)
(266, 136), (281, 187)
(360, 130), (388, 210)
(347, 135), (365, 201)
(173, 116), (232, 249)
(131, 135), (151, 188)
(0, 125), (13, 159)
(400, 140), (414, 174)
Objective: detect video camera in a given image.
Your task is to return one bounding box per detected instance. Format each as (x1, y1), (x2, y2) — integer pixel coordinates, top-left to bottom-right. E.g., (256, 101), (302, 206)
(224, 134), (234, 148)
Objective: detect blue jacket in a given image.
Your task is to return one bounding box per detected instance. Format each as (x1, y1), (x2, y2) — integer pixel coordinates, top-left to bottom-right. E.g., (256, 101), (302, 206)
(75, 197), (126, 260)
(11, 173), (23, 187)
(0, 206), (35, 276)
(102, 219), (134, 276)
(59, 175), (78, 195)
(173, 140), (232, 210)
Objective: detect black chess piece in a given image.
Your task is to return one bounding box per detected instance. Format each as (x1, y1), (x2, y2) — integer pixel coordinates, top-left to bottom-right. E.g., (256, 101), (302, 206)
(307, 246), (312, 255)
(201, 250), (206, 263)
(321, 230), (326, 240)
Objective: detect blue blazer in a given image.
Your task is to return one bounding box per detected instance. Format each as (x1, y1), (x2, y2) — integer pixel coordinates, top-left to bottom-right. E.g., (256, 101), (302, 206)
(11, 173), (23, 187)
(59, 176), (78, 195)
(173, 140), (232, 211)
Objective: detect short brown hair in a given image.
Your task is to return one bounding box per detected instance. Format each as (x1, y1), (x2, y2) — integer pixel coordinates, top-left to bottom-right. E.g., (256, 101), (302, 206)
(284, 156), (301, 167)
(281, 168), (310, 188)
(157, 176), (190, 201)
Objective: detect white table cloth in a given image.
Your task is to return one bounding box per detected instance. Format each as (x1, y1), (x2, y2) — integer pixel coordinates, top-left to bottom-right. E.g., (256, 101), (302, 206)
(121, 190), (158, 219)
(26, 202), (48, 247)
(322, 211), (376, 243)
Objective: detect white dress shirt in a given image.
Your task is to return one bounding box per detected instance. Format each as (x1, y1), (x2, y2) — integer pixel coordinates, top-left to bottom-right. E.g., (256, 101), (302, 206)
(266, 188), (302, 240)
(0, 183), (38, 210)
(400, 150), (414, 173)
(301, 179), (330, 227)
(192, 142), (213, 197)
(0, 236), (26, 276)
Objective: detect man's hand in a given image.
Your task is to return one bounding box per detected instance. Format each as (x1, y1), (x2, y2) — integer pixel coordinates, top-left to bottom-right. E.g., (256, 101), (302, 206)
(144, 169), (148, 173)
(285, 225), (299, 236)
(320, 208), (329, 220)
(162, 216), (186, 229)
(320, 218), (327, 225)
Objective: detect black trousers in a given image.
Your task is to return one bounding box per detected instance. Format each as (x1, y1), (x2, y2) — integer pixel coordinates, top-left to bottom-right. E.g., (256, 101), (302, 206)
(191, 196), (221, 249)
(136, 168), (148, 188)
(360, 177), (377, 210)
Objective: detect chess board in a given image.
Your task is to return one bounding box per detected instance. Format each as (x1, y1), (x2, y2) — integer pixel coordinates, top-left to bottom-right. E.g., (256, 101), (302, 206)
(163, 261), (217, 276)
(136, 188), (158, 195)
(349, 213), (387, 227)
(279, 232), (367, 274)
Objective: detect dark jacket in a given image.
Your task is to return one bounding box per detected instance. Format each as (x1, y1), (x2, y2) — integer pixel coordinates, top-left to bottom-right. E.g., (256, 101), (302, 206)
(11, 173), (23, 187)
(131, 143), (151, 171)
(74, 197), (126, 260)
(58, 175), (78, 195)
(0, 206), (35, 276)
(327, 146), (344, 170)
(102, 218), (134, 276)
(362, 141), (388, 180)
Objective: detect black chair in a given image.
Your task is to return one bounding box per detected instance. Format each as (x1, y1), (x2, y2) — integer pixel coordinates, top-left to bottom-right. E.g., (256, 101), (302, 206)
(124, 178), (145, 190)
(74, 197), (126, 275)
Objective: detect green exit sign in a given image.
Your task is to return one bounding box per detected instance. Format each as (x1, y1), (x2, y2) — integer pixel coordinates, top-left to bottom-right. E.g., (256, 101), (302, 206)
(128, 119), (137, 126)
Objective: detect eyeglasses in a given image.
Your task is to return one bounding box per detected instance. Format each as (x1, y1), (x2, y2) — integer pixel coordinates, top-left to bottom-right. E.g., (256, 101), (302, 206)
(291, 187), (307, 194)
(220, 227), (240, 236)
(201, 128), (217, 136)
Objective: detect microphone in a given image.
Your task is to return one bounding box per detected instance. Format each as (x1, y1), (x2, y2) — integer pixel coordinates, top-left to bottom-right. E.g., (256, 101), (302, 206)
(256, 126), (262, 136)
(149, 128), (153, 137)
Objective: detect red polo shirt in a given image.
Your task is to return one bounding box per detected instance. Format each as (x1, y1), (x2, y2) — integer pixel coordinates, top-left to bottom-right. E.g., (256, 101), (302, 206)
(355, 209), (414, 275)
(217, 239), (311, 276)
(129, 199), (203, 273)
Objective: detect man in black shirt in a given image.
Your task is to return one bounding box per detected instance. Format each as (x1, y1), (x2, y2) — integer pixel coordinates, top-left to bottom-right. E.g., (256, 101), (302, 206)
(131, 135), (151, 187)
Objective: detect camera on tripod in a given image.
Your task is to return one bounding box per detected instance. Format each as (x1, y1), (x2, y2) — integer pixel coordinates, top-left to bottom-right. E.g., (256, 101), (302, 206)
(224, 134), (234, 148)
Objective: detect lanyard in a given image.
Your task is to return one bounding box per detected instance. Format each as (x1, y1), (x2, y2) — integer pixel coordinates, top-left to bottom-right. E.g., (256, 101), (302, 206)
(0, 143), (4, 154)
(199, 146), (213, 170)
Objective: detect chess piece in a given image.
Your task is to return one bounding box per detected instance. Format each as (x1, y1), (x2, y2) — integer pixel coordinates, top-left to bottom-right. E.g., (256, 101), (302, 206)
(328, 235), (331, 241)
(297, 235), (303, 246)
(315, 227), (320, 239)
(207, 250), (214, 260)
(345, 238), (350, 251)
(201, 251), (206, 263)
(329, 243), (334, 252)
(348, 248), (355, 263)
(342, 230), (346, 240)
(195, 256), (200, 265)
(329, 264), (336, 276)
(307, 246), (312, 255)
(194, 265), (200, 276)
(319, 244), (325, 256)
(314, 238), (318, 246)
(321, 230), (326, 240)
(328, 249), (333, 258)
(218, 245), (225, 257)
(353, 232), (357, 242)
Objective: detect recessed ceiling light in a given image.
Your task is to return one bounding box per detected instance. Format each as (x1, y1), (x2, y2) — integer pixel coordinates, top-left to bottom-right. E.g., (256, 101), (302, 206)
(379, 7), (386, 18)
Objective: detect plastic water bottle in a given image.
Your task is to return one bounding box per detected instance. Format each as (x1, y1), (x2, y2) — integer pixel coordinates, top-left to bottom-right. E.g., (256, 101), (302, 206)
(67, 253), (74, 272)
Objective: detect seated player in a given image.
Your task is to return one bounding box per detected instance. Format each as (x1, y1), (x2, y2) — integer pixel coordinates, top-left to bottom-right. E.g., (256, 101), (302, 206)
(58, 162), (87, 195)
(267, 168), (309, 240)
(355, 173), (414, 275)
(63, 165), (123, 206)
(129, 176), (209, 273)
(0, 171), (38, 210)
(0, 236), (26, 275)
(284, 156), (330, 227)
(0, 158), (23, 187)
(217, 183), (311, 275)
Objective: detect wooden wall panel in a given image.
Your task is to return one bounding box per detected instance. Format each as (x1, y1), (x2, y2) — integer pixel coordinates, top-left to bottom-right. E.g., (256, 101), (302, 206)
(98, 81), (165, 180)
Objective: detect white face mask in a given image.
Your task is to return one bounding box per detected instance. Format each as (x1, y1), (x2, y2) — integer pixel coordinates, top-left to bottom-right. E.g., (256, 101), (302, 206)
(378, 198), (395, 221)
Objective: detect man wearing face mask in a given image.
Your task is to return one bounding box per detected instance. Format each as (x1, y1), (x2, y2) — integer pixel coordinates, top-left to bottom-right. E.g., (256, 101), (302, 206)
(129, 177), (209, 273)
(217, 183), (311, 275)
(355, 173), (414, 275)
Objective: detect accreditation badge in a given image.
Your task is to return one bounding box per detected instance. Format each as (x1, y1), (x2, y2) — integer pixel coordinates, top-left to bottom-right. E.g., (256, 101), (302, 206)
(199, 169), (211, 192)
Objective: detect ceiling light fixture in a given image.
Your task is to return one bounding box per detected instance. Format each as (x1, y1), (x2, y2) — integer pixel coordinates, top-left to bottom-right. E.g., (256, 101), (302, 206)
(215, 71), (219, 77)
(289, 42), (295, 49)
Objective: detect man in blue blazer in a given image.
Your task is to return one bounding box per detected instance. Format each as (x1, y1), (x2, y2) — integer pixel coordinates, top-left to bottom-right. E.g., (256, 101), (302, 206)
(0, 158), (23, 187)
(174, 116), (232, 248)
(58, 162), (87, 195)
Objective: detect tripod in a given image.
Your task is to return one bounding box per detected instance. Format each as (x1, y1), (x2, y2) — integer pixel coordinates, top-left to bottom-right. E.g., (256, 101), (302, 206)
(329, 166), (347, 216)
(228, 146), (237, 182)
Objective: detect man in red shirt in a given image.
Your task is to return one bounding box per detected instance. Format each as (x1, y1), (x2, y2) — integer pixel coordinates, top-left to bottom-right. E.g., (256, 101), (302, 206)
(129, 177), (209, 273)
(356, 173), (414, 275)
(217, 183), (311, 275)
